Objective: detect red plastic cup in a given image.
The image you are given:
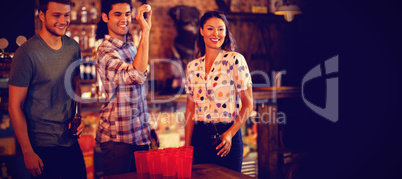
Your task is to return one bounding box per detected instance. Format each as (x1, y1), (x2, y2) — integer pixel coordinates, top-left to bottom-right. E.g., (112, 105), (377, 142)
(179, 146), (194, 150)
(160, 152), (176, 176)
(180, 149), (193, 155)
(164, 147), (179, 154)
(134, 151), (149, 173)
(147, 150), (162, 174)
(179, 146), (193, 156)
(176, 154), (193, 178)
(185, 150), (193, 156)
(160, 152), (167, 175)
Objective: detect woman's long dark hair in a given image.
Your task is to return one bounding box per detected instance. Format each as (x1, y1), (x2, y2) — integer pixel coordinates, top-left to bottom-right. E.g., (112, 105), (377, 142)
(194, 11), (236, 59)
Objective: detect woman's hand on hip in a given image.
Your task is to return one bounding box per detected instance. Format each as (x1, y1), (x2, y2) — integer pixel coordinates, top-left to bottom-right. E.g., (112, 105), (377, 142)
(216, 131), (233, 157)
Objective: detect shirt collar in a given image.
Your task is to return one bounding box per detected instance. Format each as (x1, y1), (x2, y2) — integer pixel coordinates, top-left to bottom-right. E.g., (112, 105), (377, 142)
(105, 34), (134, 48)
(201, 50), (225, 63)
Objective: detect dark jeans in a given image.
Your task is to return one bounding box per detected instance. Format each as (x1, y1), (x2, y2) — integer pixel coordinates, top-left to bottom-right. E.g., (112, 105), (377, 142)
(34, 142), (86, 179)
(100, 141), (149, 176)
(191, 121), (243, 172)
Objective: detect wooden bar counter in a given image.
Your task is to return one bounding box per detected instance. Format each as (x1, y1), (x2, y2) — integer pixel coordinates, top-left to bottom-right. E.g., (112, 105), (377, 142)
(253, 87), (300, 179)
(104, 164), (254, 179)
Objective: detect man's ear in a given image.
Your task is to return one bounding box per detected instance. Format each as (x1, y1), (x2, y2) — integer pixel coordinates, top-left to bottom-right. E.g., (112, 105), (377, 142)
(102, 12), (109, 23)
(39, 10), (45, 22)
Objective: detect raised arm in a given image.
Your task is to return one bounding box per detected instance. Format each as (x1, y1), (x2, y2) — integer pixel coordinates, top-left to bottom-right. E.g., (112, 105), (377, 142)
(98, 51), (148, 86)
(97, 4), (153, 86)
(133, 4), (152, 73)
(9, 85), (44, 177)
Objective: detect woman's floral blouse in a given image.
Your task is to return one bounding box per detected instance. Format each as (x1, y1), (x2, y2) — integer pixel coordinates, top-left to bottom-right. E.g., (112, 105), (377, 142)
(185, 50), (252, 123)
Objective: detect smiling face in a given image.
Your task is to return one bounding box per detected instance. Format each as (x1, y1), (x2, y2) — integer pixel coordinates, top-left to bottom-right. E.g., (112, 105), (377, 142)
(40, 2), (71, 37)
(102, 3), (131, 41)
(200, 17), (227, 51)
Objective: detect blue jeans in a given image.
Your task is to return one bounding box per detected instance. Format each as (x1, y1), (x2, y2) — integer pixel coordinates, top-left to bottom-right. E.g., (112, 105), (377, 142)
(191, 121), (243, 172)
(34, 142), (86, 179)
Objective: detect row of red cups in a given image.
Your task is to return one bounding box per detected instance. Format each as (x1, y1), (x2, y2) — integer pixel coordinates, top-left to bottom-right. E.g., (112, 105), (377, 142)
(134, 146), (194, 178)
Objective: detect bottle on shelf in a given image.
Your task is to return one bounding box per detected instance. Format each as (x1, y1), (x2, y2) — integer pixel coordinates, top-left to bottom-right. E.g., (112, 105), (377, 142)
(89, 1), (98, 24)
(91, 58), (96, 80)
(79, 1), (88, 24)
(80, 58), (85, 80)
(80, 27), (89, 51)
(88, 25), (96, 50)
(85, 57), (93, 80)
(72, 28), (80, 44)
(71, 2), (78, 23)
(65, 29), (71, 38)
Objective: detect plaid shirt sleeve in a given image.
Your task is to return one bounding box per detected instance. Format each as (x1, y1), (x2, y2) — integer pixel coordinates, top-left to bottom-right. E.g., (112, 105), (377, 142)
(98, 50), (147, 86)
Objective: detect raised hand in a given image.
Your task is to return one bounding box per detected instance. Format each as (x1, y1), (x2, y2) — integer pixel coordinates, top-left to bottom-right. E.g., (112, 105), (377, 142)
(136, 4), (152, 32)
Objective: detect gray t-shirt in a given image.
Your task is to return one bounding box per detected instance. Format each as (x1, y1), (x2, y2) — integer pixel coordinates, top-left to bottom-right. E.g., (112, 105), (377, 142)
(9, 34), (81, 147)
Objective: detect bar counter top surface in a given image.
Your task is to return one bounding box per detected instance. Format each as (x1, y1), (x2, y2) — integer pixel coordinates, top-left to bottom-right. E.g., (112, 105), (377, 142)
(104, 164), (254, 179)
(80, 86), (300, 106)
(146, 86), (300, 104)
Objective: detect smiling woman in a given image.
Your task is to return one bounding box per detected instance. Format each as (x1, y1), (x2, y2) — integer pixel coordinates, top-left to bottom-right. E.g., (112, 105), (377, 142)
(185, 11), (253, 173)
(194, 11), (236, 59)
(200, 17), (227, 54)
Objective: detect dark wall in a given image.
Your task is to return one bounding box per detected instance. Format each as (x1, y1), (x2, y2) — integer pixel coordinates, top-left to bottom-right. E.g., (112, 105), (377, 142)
(0, 0), (35, 52)
(293, 0), (402, 178)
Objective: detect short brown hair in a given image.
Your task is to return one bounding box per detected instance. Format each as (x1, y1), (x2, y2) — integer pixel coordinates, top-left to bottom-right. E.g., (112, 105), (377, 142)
(38, 0), (71, 14)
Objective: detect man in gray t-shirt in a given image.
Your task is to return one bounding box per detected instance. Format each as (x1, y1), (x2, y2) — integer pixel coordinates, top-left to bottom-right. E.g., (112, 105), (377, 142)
(10, 34), (81, 147)
(8, 0), (86, 178)
(9, 34), (80, 147)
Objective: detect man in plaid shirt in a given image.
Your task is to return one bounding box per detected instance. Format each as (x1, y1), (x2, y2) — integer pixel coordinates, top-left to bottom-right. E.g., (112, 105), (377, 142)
(95, 0), (153, 176)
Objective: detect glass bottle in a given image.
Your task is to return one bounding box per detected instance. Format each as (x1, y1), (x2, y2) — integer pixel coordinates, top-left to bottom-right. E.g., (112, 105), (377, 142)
(80, 27), (88, 51)
(72, 28), (80, 44)
(85, 57), (92, 79)
(71, 2), (77, 23)
(89, 1), (98, 23)
(80, 58), (85, 80)
(88, 25), (96, 49)
(65, 29), (71, 37)
(79, 1), (88, 24)
(91, 59), (96, 80)
(70, 101), (81, 138)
